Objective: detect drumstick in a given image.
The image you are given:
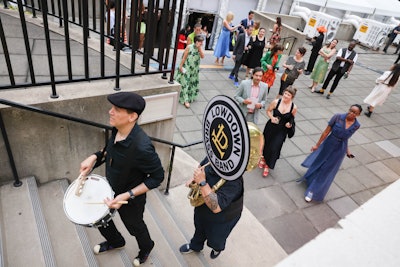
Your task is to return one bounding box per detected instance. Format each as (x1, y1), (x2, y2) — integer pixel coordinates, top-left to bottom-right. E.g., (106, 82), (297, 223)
(85, 201), (128, 205)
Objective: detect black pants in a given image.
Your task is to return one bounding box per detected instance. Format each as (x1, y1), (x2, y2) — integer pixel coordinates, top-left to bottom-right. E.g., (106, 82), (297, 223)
(306, 51), (319, 72)
(395, 53), (400, 64)
(230, 54), (243, 81)
(98, 197), (153, 253)
(190, 210), (241, 252)
(322, 67), (345, 93)
(279, 79), (294, 95)
(383, 36), (395, 52)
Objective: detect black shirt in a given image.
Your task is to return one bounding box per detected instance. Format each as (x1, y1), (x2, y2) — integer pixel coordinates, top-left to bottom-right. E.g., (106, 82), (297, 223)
(102, 125), (164, 196)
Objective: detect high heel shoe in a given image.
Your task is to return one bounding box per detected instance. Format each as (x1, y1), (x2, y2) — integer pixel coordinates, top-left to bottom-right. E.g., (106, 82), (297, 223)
(262, 166), (269, 177)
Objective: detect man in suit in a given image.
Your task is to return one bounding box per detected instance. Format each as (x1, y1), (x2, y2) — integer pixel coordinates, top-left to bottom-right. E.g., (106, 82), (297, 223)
(234, 67), (268, 124)
(239, 11), (254, 34)
(304, 26), (326, 75)
(229, 25), (254, 86)
(316, 41), (358, 99)
(383, 23), (400, 54)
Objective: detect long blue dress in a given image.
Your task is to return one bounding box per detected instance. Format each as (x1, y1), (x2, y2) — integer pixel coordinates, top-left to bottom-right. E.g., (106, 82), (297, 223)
(300, 113), (360, 201)
(213, 24), (231, 59)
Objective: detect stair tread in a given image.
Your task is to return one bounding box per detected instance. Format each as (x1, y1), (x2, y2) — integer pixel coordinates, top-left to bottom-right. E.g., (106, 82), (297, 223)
(38, 179), (93, 267)
(165, 184), (288, 266)
(0, 177), (46, 266)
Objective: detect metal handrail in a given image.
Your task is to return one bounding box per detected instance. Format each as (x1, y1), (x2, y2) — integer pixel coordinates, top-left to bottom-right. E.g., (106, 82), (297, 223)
(0, 99), (202, 193)
(1, 0), (182, 94)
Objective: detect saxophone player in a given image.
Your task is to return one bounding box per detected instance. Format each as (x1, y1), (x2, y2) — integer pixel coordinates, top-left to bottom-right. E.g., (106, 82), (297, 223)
(179, 157), (244, 259)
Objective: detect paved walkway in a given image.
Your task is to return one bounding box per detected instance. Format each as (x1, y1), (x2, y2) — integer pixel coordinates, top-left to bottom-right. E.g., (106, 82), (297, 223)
(173, 43), (400, 254)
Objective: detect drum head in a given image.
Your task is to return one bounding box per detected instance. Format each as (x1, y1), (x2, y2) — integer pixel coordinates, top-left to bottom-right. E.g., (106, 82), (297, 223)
(63, 174), (113, 226)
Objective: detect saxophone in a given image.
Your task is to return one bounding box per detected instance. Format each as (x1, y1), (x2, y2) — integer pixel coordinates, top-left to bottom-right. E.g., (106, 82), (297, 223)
(187, 179), (226, 207)
(187, 122), (263, 207)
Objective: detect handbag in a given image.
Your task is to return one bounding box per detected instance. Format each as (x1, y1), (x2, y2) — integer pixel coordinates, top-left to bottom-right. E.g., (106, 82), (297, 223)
(281, 72), (288, 82)
(241, 50), (249, 64)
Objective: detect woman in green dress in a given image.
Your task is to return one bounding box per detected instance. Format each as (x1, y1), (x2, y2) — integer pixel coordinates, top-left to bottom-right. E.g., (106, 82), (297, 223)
(175, 35), (205, 108)
(309, 39), (338, 92)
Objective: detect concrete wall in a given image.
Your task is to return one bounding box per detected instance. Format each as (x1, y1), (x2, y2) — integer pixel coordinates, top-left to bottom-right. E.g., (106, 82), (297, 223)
(0, 75), (181, 189)
(254, 11), (307, 56)
(335, 23), (357, 42)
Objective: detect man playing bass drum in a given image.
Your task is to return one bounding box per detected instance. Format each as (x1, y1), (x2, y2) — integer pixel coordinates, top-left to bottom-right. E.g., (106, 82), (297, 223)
(179, 157), (244, 259)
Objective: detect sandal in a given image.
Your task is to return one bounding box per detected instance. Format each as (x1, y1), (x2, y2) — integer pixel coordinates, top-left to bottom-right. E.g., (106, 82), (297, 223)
(258, 157), (266, 169)
(262, 166), (269, 177)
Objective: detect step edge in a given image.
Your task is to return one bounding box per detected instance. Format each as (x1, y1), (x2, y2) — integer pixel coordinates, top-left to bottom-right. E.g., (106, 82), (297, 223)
(59, 178), (100, 267)
(27, 176), (57, 267)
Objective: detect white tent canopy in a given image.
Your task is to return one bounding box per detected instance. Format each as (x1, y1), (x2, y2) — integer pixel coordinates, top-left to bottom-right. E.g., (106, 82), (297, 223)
(297, 0), (400, 18)
(366, 0), (400, 17)
(325, 0), (375, 14)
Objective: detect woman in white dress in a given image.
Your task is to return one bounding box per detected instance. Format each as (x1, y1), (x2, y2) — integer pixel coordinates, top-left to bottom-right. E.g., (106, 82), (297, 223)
(364, 64), (400, 117)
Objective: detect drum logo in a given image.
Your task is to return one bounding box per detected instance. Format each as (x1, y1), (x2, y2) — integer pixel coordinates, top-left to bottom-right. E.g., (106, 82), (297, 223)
(203, 96), (249, 181)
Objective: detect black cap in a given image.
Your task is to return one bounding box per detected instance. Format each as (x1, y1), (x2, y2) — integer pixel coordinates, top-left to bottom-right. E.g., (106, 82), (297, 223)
(107, 92), (146, 115)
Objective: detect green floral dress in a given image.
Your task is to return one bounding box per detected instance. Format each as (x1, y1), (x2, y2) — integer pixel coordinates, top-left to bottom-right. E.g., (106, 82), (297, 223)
(310, 47), (333, 84)
(175, 44), (201, 104)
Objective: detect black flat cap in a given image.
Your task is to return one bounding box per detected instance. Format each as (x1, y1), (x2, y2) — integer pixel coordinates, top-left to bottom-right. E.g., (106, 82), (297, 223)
(107, 92), (146, 115)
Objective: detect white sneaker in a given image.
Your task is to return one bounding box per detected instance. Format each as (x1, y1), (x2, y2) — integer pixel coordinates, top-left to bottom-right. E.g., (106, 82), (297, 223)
(305, 192), (313, 202)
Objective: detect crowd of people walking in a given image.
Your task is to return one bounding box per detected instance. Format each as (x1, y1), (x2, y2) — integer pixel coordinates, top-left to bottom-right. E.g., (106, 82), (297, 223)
(174, 9), (400, 203)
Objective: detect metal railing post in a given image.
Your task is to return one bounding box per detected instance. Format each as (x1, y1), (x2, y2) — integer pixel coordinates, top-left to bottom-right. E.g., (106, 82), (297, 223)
(0, 112), (22, 187)
(164, 145), (175, 195)
(169, 0), (184, 84)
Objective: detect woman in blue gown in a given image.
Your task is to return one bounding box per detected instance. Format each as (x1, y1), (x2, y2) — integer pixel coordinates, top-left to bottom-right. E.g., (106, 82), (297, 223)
(214, 12), (240, 64)
(299, 104), (362, 202)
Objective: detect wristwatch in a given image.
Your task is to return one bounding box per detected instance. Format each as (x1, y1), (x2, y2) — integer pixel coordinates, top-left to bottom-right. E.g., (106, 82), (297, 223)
(198, 180), (207, 187)
(128, 190), (135, 200)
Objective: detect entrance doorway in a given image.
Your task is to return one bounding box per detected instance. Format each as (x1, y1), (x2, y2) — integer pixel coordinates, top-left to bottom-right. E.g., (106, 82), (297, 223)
(187, 11), (216, 50)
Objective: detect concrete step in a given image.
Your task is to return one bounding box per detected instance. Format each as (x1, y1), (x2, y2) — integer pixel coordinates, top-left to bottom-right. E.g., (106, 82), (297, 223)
(0, 177), (56, 266)
(164, 184), (288, 266)
(58, 179), (131, 267)
(38, 179), (98, 267)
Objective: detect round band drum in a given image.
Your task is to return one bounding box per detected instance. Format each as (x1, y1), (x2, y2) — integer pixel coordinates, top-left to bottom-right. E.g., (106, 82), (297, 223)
(63, 174), (115, 228)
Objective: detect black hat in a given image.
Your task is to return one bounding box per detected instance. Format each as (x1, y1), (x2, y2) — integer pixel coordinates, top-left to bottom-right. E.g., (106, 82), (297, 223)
(107, 92), (146, 115)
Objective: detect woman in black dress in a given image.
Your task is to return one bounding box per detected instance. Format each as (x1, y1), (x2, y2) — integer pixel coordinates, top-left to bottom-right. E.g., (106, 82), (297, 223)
(259, 86), (297, 177)
(244, 28), (266, 79)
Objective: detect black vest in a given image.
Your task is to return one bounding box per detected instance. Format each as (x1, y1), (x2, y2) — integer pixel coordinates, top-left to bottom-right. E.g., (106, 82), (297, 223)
(331, 48), (356, 74)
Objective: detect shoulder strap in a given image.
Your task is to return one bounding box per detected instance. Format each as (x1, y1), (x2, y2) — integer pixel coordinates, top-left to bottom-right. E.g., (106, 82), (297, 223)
(276, 98), (282, 108)
(290, 102), (294, 113)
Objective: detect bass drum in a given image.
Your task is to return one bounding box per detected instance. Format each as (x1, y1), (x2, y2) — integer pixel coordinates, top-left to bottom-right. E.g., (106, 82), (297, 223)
(63, 174), (115, 227)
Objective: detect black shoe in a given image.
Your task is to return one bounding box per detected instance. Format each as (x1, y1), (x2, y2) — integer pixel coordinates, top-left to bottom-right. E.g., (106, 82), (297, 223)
(93, 241), (125, 254)
(315, 90), (324, 94)
(364, 111), (372, 118)
(304, 71), (311, 75)
(133, 241), (155, 266)
(179, 243), (194, 254)
(210, 249), (221, 259)
(326, 94), (331, 99)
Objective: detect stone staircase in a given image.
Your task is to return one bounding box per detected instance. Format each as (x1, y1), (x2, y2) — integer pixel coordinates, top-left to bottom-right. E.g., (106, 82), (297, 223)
(0, 176), (287, 267)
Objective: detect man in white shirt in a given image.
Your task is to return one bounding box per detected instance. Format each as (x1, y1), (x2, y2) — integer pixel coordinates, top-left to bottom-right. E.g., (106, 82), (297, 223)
(317, 41), (358, 99)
